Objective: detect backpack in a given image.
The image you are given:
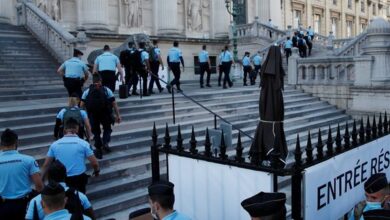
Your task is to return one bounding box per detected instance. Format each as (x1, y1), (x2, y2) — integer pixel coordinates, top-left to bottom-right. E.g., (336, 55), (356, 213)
(298, 38), (305, 47)
(85, 84), (110, 115)
(129, 49), (144, 71)
(119, 49), (131, 67)
(149, 47), (158, 62)
(63, 107), (83, 126)
(65, 188), (84, 220)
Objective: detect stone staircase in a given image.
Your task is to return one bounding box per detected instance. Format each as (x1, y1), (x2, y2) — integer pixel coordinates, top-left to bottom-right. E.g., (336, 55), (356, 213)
(0, 23), (353, 219)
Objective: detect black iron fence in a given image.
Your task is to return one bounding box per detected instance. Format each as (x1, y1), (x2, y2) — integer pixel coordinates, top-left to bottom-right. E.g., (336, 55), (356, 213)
(150, 112), (389, 219)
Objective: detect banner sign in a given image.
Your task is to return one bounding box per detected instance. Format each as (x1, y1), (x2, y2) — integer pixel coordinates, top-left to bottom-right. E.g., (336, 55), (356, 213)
(168, 154), (273, 220)
(304, 135), (390, 220)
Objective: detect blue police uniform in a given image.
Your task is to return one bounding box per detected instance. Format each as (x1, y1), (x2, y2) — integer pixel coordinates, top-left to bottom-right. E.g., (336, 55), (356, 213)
(284, 39), (293, 64)
(59, 57), (88, 98)
(252, 55), (262, 66)
(167, 47), (184, 91)
(54, 106), (89, 139)
(25, 182), (92, 220)
(57, 107), (88, 122)
(221, 50), (233, 88)
(0, 150), (40, 219)
(163, 210), (191, 220)
(149, 47), (164, 94)
(47, 134), (94, 193)
(217, 52), (224, 86)
(136, 49), (150, 95)
(242, 56), (252, 86)
(94, 52), (120, 92)
(251, 54), (262, 85)
(42, 209), (91, 220)
(81, 86), (115, 159)
(120, 47), (139, 95)
(198, 50), (211, 87)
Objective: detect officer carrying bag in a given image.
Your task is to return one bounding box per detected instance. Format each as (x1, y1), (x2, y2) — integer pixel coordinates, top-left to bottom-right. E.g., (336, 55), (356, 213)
(63, 107), (83, 126)
(85, 84), (111, 115)
(130, 49), (144, 71)
(119, 82), (128, 99)
(65, 188), (84, 220)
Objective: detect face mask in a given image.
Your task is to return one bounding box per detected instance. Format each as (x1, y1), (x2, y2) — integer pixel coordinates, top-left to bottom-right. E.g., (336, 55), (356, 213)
(365, 201), (382, 211)
(150, 206), (159, 220)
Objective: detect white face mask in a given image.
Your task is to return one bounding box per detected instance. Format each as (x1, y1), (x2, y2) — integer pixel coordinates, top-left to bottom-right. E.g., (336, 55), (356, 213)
(365, 201), (382, 211)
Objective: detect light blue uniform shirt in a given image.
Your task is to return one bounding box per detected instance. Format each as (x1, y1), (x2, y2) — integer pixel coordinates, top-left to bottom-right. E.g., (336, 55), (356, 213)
(81, 86), (114, 101)
(140, 50), (149, 65)
(60, 57), (88, 79)
(221, 51), (233, 62)
(162, 210), (191, 220)
(94, 52), (119, 71)
(42, 209), (91, 220)
(198, 50), (209, 63)
(25, 182), (92, 220)
(56, 106), (88, 122)
(218, 52), (223, 65)
(47, 135), (94, 177)
(308, 28), (314, 36)
(242, 56), (251, 66)
(150, 47), (161, 61)
(0, 150), (40, 199)
(252, 55), (262, 66)
(168, 47), (182, 63)
(285, 40), (293, 49)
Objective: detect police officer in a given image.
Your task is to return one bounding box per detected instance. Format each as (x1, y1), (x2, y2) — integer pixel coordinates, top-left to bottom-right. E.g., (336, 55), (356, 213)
(304, 33), (313, 56)
(57, 49), (90, 98)
(221, 45), (234, 89)
(251, 51), (262, 85)
(198, 45), (212, 88)
(218, 49), (224, 87)
(308, 26), (315, 40)
(167, 41), (185, 93)
(26, 160), (95, 220)
(120, 42), (138, 96)
(348, 173), (389, 220)
(42, 119), (100, 193)
(0, 128), (44, 219)
(148, 180), (191, 220)
(135, 41), (151, 96)
(93, 45), (124, 93)
(284, 37), (293, 64)
(40, 182), (91, 220)
(241, 191), (287, 220)
(80, 74), (121, 159)
(242, 51), (252, 86)
(148, 40), (164, 94)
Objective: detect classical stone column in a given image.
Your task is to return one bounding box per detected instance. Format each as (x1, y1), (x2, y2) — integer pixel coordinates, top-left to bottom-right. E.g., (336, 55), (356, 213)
(0, 0), (16, 24)
(211, 0), (229, 38)
(76, 0), (109, 31)
(156, 0), (179, 35)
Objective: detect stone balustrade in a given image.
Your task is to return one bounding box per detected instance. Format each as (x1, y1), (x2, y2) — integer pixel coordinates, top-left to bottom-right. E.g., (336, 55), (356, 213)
(235, 20), (286, 41)
(332, 38), (353, 48)
(333, 32), (368, 56)
(22, 2), (77, 62)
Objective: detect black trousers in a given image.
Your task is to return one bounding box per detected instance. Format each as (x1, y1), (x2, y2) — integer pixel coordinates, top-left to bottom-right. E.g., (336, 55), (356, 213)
(99, 70), (116, 92)
(243, 66), (251, 85)
(299, 46), (307, 58)
(222, 61), (233, 87)
(0, 197), (30, 220)
(199, 62), (211, 86)
(89, 113), (112, 150)
(307, 42), (312, 56)
(218, 64), (223, 85)
(125, 66), (138, 94)
(65, 173), (89, 193)
(63, 77), (83, 98)
(285, 48), (292, 64)
(135, 68), (148, 95)
(149, 61), (163, 92)
(169, 62), (181, 90)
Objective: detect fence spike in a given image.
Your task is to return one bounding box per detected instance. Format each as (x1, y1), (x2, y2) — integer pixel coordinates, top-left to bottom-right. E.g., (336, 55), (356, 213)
(344, 122), (350, 150)
(176, 124), (184, 152)
(204, 128), (212, 157)
(335, 124), (342, 153)
(235, 132), (244, 162)
(378, 113), (383, 137)
(384, 112), (389, 135)
(189, 126), (198, 154)
(316, 128), (324, 160)
(372, 115), (377, 139)
(305, 131), (313, 164)
(359, 118), (365, 145)
(351, 119), (358, 147)
(152, 122), (158, 143)
(326, 125), (334, 157)
(219, 130), (227, 159)
(294, 134), (302, 167)
(163, 123), (171, 149)
(366, 116), (372, 142)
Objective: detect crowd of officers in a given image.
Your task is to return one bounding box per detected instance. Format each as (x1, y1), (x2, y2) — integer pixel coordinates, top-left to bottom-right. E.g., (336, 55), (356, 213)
(283, 27), (315, 64)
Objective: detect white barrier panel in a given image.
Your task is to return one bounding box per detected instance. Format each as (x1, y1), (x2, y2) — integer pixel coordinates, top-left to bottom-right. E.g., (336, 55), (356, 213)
(168, 154), (273, 220)
(304, 135), (390, 220)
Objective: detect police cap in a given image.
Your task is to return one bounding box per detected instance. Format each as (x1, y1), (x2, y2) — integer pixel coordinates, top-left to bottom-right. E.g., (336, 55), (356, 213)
(363, 209), (390, 219)
(365, 173), (388, 194)
(241, 192), (286, 217)
(148, 180), (174, 196)
(41, 182), (65, 196)
(73, 49), (83, 57)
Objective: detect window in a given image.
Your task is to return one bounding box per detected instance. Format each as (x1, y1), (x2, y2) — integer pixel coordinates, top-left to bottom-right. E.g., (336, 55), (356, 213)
(333, 0), (337, 5)
(361, 1), (365, 13)
(348, 0), (352, 9)
(347, 20), (353, 37)
(361, 23), (367, 32)
(373, 4), (376, 15)
(314, 14), (321, 34)
(331, 17), (337, 37)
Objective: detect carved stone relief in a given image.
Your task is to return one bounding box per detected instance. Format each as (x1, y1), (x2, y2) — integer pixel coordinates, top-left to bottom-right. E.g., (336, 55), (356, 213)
(123, 0), (142, 27)
(187, 0), (209, 32)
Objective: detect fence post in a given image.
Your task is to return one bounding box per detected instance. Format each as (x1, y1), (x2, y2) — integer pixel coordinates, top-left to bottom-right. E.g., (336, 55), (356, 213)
(151, 123), (160, 182)
(372, 115), (377, 139)
(235, 132), (244, 162)
(384, 112), (389, 134)
(305, 131), (313, 164)
(344, 122), (350, 150)
(189, 126), (198, 154)
(326, 126), (334, 157)
(163, 123), (171, 149)
(359, 118), (365, 144)
(171, 88), (176, 124)
(316, 128), (324, 159)
(219, 130), (227, 159)
(292, 134), (303, 220)
(214, 115), (217, 129)
(351, 120), (358, 147)
(335, 124), (342, 153)
(204, 128), (212, 157)
(366, 117), (372, 142)
(378, 113), (383, 137)
(176, 124), (184, 152)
